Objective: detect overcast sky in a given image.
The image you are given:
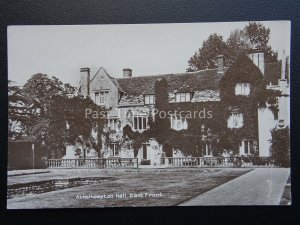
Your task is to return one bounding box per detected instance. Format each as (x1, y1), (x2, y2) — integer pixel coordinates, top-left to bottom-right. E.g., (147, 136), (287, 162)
(8, 21), (290, 87)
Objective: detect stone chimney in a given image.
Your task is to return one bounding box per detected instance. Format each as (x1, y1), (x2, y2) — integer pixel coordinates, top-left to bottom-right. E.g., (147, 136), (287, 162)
(281, 50), (286, 80)
(123, 68), (132, 78)
(216, 55), (224, 72)
(279, 50), (288, 95)
(80, 67), (90, 97)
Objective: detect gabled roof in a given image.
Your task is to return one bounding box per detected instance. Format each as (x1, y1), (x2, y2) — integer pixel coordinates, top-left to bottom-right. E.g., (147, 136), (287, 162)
(90, 67), (124, 92)
(116, 69), (225, 95)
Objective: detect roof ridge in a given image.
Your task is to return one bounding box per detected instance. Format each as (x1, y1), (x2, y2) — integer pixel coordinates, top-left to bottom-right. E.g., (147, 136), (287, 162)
(116, 68), (219, 80)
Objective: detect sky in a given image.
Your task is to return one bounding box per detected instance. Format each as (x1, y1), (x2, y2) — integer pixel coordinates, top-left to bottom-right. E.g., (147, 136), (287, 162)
(8, 21), (290, 87)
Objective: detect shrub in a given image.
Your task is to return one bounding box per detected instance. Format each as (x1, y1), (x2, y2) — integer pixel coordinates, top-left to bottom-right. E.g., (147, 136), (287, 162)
(270, 127), (290, 167)
(141, 159), (151, 165)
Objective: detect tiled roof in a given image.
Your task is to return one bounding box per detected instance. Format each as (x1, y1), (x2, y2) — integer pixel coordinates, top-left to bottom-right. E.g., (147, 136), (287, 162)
(116, 69), (225, 95)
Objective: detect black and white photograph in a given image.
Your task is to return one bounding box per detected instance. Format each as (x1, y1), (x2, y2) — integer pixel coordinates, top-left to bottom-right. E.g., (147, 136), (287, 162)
(7, 21), (291, 208)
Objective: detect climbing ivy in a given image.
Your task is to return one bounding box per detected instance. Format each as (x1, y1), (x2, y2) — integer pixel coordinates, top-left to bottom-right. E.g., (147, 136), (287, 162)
(123, 54), (280, 157)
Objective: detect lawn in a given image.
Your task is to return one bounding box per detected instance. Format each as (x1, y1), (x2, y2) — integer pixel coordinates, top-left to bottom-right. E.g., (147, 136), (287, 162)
(7, 168), (251, 208)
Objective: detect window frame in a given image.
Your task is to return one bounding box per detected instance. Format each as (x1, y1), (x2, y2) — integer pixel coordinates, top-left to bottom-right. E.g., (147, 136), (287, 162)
(175, 92), (191, 102)
(235, 83), (250, 96)
(228, 112), (244, 128)
(133, 115), (148, 131)
(244, 139), (254, 155)
(110, 143), (120, 156)
(108, 118), (119, 130)
(170, 114), (188, 131)
(144, 94), (155, 105)
(94, 90), (109, 105)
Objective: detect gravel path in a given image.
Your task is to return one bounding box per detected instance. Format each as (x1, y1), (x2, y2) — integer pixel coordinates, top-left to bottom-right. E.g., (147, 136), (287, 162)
(180, 168), (290, 206)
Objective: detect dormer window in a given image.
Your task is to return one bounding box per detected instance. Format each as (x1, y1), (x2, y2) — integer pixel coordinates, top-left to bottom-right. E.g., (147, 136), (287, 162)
(235, 83), (250, 96)
(144, 95), (155, 105)
(175, 92), (191, 102)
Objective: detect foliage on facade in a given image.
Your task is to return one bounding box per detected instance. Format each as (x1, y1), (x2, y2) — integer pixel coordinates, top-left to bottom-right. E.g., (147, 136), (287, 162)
(127, 54), (281, 157)
(270, 127), (290, 167)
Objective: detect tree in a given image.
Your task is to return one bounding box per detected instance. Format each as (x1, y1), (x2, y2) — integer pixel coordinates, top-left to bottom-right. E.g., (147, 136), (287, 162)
(8, 80), (40, 139)
(22, 73), (66, 116)
(225, 29), (251, 65)
(41, 95), (107, 158)
(187, 34), (227, 71)
(245, 22), (270, 49)
(245, 22), (278, 63)
(187, 22), (278, 72)
(10, 73), (105, 159)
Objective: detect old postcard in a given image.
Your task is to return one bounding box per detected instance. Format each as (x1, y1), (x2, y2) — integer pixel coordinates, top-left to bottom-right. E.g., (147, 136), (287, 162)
(7, 21), (291, 208)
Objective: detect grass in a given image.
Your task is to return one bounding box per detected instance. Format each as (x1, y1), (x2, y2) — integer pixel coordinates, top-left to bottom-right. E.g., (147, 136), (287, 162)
(7, 168), (251, 208)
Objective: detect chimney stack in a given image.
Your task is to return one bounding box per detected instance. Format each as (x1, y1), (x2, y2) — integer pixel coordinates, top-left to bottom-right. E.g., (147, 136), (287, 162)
(123, 68), (132, 78)
(80, 67), (90, 97)
(281, 50), (286, 80)
(216, 55), (224, 72)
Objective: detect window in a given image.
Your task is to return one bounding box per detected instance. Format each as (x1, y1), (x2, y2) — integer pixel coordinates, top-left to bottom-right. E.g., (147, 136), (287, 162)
(95, 92), (99, 104)
(235, 83), (250, 96)
(244, 140), (254, 155)
(95, 91), (109, 105)
(108, 118), (119, 130)
(202, 143), (212, 156)
(175, 93), (191, 102)
(142, 143), (149, 159)
(110, 143), (120, 156)
(170, 115), (188, 131)
(144, 95), (155, 104)
(274, 110), (279, 120)
(227, 112), (244, 128)
(133, 116), (147, 131)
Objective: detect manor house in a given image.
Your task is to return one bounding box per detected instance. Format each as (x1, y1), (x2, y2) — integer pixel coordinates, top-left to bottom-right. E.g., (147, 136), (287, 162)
(74, 50), (289, 166)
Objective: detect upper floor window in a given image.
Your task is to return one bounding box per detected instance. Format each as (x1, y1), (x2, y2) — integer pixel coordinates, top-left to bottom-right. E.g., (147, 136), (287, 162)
(175, 92), (191, 102)
(235, 83), (250, 96)
(133, 116), (148, 131)
(170, 115), (188, 131)
(227, 112), (244, 128)
(95, 91), (109, 105)
(108, 118), (119, 130)
(144, 95), (155, 105)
